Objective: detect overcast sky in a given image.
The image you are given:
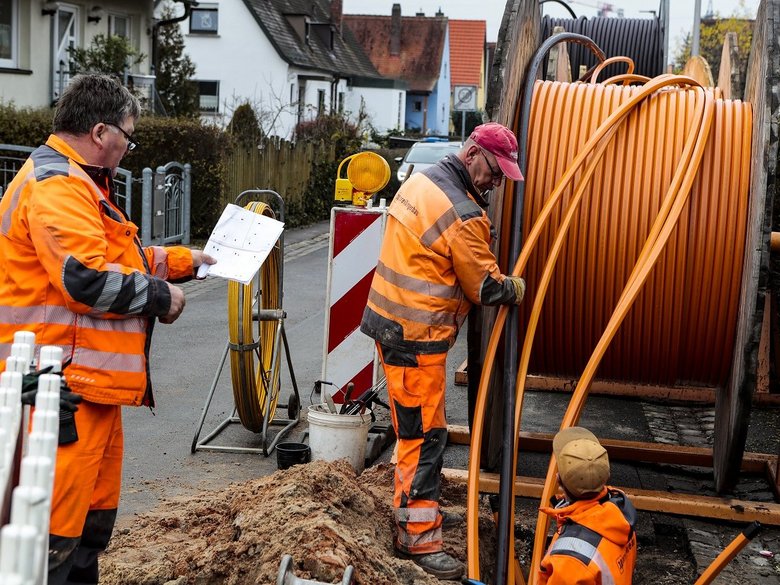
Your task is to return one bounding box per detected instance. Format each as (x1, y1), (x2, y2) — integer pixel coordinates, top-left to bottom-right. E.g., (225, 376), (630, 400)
(342, 0), (760, 63)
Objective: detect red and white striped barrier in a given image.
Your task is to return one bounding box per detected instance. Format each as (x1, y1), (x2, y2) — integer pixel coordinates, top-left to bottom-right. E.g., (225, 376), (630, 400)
(0, 332), (62, 585)
(321, 205), (387, 403)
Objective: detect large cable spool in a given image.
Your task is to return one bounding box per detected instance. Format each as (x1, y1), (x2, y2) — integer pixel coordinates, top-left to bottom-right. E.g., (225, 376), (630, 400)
(519, 80), (752, 388)
(227, 201), (282, 433)
(541, 15), (664, 80)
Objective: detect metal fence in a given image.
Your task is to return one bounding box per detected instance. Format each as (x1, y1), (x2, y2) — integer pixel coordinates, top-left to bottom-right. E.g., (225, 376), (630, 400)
(141, 162), (191, 246)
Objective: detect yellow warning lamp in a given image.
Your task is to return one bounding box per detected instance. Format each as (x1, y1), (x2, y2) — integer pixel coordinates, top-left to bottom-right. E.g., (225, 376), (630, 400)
(334, 152), (391, 206)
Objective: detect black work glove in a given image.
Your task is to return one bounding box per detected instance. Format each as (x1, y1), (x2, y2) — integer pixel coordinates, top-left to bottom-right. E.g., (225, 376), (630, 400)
(20, 366), (82, 412)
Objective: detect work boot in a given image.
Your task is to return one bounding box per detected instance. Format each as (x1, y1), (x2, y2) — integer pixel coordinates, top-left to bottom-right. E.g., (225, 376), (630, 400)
(441, 510), (464, 528)
(396, 549), (464, 580)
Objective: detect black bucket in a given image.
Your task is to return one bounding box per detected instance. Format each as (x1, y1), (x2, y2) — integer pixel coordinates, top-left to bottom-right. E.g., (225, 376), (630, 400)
(276, 442), (311, 470)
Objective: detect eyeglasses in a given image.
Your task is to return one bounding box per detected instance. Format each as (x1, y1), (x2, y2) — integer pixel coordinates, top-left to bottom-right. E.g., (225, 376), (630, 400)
(479, 148), (502, 180)
(104, 122), (139, 151)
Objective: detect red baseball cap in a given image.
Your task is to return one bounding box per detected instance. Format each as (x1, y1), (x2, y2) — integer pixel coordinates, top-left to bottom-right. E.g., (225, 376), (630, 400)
(469, 122), (524, 181)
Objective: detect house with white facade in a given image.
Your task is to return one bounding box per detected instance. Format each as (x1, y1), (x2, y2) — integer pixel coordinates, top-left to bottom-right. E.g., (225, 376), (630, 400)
(344, 4), (451, 136)
(177, 0), (406, 137)
(0, 0), (165, 108)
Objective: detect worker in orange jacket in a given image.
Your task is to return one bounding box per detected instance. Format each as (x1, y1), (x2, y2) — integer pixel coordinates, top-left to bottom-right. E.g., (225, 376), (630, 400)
(539, 427), (637, 585)
(0, 74), (215, 584)
(360, 123), (526, 580)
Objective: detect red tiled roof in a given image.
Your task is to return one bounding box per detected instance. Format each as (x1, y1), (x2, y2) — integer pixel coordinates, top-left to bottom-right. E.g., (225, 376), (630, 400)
(449, 19), (486, 88)
(343, 14), (447, 93)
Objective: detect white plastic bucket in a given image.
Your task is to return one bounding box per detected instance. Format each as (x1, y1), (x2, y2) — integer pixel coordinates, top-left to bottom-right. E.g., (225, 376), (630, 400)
(307, 404), (372, 472)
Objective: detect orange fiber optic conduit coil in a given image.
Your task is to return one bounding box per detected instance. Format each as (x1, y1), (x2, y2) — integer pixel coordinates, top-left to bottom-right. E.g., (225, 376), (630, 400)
(466, 75), (752, 582)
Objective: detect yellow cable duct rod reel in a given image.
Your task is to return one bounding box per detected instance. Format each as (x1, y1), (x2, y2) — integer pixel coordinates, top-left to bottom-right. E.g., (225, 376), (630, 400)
(334, 151), (391, 206)
(191, 189), (302, 457)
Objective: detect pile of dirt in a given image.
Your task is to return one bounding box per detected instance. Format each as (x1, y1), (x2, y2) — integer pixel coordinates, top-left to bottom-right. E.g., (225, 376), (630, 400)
(101, 460), (496, 585)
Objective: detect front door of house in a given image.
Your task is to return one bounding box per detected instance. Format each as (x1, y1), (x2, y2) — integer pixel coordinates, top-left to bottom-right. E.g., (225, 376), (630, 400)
(51, 4), (79, 103)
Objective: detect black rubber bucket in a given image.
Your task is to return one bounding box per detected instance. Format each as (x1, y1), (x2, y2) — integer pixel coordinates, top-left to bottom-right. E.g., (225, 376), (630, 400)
(276, 442), (311, 470)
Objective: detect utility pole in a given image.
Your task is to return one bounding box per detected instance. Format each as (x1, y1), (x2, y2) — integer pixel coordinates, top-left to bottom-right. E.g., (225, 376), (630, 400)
(692, 0), (702, 56)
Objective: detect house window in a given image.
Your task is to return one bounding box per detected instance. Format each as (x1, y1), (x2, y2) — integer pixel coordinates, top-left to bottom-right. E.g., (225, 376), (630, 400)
(190, 5), (218, 34)
(317, 89), (326, 116)
(414, 100), (422, 112)
(338, 92), (344, 113)
(0, 0), (18, 68)
(397, 92), (403, 129)
(197, 80), (219, 113)
(109, 14), (130, 39)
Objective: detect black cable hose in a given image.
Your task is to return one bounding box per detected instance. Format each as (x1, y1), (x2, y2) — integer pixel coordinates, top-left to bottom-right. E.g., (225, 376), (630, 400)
(493, 32), (606, 585)
(538, 0), (577, 19)
(541, 15), (664, 81)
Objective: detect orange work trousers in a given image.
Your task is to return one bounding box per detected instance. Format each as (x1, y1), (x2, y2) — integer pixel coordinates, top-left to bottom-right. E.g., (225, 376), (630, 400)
(48, 400), (123, 584)
(377, 342), (448, 555)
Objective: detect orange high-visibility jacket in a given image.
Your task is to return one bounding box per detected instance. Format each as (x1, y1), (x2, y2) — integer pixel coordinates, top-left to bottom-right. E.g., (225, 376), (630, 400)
(0, 135), (193, 406)
(539, 488), (638, 585)
(361, 155), (518, 354)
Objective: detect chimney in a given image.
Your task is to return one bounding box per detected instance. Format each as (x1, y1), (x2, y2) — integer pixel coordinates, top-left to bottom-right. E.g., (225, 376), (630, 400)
(435, 7), (444, 17)
(391, 3), (401, 56)
(330, 0), (342, 33)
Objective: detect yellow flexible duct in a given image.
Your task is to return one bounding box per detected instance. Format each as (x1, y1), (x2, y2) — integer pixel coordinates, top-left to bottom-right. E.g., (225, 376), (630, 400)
(227, 201), (282, 433)
(466, 74), (752, 582)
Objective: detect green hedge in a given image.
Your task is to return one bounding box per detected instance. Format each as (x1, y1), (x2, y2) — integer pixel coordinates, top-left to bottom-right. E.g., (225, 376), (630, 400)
(122, 116), (228, 239)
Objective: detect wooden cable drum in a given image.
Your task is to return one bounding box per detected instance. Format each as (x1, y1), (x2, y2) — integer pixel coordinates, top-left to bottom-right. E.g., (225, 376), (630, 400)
(519, 80), (752, 389)
(227, 201), (282, 433)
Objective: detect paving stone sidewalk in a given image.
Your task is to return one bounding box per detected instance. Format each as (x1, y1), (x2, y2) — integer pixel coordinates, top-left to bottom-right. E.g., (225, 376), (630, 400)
(643, 403), (780, 584)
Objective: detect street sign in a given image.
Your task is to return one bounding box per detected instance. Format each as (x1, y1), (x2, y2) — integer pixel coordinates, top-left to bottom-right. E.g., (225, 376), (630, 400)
(453, 85), (477, 112)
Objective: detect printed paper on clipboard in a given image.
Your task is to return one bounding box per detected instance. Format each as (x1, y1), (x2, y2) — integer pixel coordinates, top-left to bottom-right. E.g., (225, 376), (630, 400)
(196, 204), (284, 285)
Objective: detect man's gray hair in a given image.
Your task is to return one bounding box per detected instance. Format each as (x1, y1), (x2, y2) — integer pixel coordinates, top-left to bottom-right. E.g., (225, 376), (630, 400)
(53, 74), (141, 135)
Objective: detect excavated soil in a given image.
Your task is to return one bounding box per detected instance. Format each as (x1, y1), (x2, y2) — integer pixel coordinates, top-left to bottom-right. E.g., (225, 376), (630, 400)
(102, 460), (696, 585)
(101, 461), (497, 585)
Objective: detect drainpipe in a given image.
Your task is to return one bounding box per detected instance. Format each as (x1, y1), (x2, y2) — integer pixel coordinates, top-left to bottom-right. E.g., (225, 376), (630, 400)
(152, 0), (199, 78)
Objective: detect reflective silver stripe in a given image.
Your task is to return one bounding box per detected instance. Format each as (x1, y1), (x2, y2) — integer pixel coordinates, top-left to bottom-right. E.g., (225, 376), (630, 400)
(395, 507), (440, 523)
(549, 537), (616, 585)
(72, 348), (144, 373)
(150, 247), (169, 279)
(421, 207), (458, 248)
(550, 536), (597, 559)
(98, 269), (149, 315)
(0, 305), (74, 327)
(0, 343), (73, 364)
(590, 550), (616, 585)
(127, 273), (149, 314)
(375, 261), (458, 299)
(368, 289), (454, 327)
(395, 526), (442, 548)
(1, 173), (32, 236)
(93, 271), (125, 312)
(0, 305), (146, 334)
(80, 314), (146, 334)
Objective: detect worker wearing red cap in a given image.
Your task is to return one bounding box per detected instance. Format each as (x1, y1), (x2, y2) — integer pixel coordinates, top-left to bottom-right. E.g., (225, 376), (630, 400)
(361, 122), (526, 579)
(539, 427), (637, 585)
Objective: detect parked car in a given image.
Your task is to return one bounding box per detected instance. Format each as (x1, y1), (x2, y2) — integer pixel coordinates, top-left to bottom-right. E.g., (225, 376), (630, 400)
(395, 139), (462, 182)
